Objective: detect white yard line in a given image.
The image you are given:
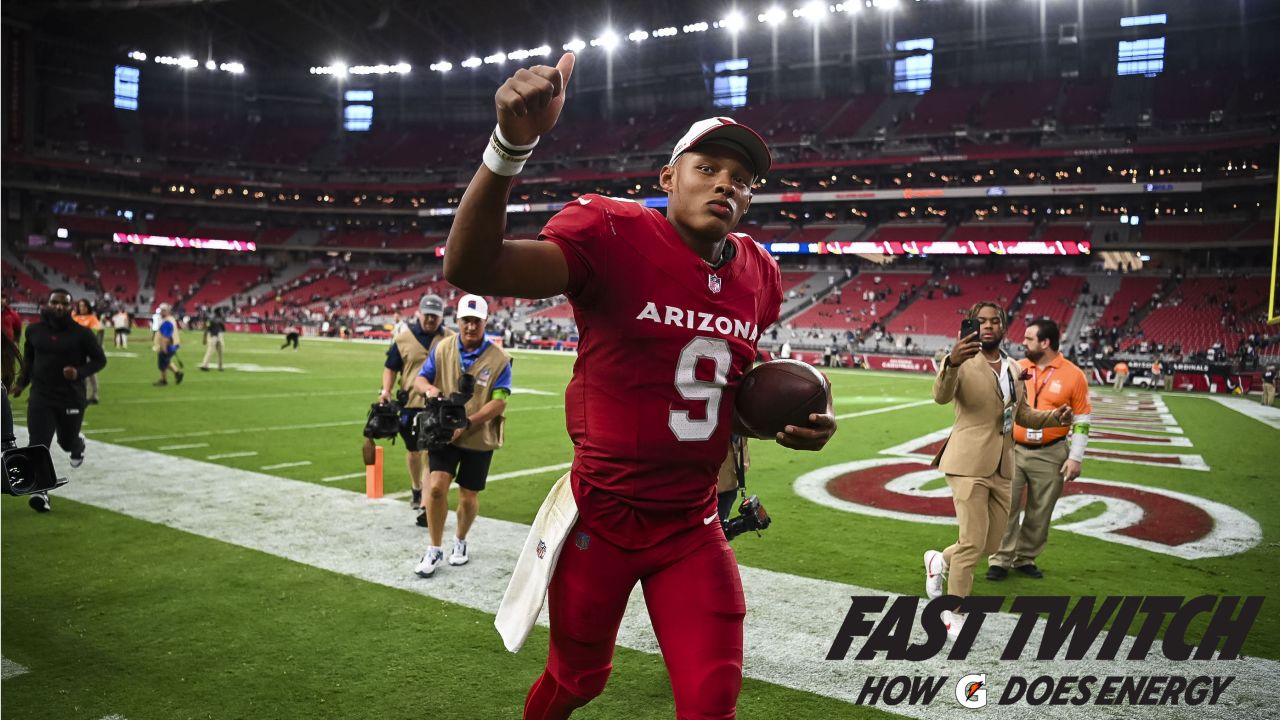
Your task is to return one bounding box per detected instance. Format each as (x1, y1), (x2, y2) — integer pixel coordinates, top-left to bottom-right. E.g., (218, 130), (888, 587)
(157, 443), (210, 451)
(834, 399), (935, 420)
(83, 428), (125, 434)
(206, 451), (258, 460)
(1, 657), (29, 680)
(320, 472), (368, 483)
(36, 433), (1277, 720)
(486, 462), (573, 481)
(115, 420), (363, 443)
(261, 461), (313, 471)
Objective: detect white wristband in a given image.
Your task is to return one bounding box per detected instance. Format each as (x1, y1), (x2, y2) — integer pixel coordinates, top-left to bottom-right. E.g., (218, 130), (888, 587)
(483, 125), (538, 176)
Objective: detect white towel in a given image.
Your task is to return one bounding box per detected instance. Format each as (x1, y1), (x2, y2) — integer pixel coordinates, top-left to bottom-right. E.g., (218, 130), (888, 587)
(494, 471), (578, 653)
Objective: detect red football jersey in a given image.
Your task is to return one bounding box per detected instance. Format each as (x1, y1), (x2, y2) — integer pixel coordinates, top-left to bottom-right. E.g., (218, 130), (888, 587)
(539, 194), (783, 549)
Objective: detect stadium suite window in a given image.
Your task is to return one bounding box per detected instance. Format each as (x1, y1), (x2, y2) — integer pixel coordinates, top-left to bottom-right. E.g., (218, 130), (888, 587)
(893, 38), (933, 94)
(713, 59), (748, 109)
(114, 65), (139, 111)
(1117, 14), (1166, 77)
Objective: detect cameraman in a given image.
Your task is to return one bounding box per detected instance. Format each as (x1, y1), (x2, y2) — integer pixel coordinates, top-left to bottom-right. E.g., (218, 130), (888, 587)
(379, 294), (455, 523)
(411, 294), (512, 577)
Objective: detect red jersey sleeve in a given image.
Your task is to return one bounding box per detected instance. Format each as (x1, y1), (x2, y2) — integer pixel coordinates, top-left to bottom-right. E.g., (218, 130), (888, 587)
(538, 196), (605, 302)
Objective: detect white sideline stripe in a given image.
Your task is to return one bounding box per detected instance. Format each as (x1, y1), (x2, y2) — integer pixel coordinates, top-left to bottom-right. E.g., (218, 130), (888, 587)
(321, 472), (367, 483)
(157, 443), (210, 451)
(486, 462), (573, 481)
(83, 428), (125, 434)
(116, 420), (362, 443)
(41, 433), (1280, 720)
(1198, 395), (1280, 430)
(97, 715), (128, 720)
(206, 451), (258, 460)
(2, 657), (29, 680)
(261, 461), (313, 471)
(112, 389), (372, 405)
(834, 399), (934, 420)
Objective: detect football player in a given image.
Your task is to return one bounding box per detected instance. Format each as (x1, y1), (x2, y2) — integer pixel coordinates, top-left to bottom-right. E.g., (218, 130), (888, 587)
(445, 52), (837, 719)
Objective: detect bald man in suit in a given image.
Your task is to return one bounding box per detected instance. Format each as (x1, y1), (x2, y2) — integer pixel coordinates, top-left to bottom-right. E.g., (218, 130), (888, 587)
(923, 302), (1071, 641)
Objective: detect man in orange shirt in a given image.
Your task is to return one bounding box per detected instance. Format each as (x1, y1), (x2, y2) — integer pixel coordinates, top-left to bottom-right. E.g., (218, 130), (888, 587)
(1112, 360), (1129, 391)
(987, 319), (1091, 581)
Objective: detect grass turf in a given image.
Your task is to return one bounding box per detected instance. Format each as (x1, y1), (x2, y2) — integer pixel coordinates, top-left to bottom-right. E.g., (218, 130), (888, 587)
(3, 332), (1276, 718)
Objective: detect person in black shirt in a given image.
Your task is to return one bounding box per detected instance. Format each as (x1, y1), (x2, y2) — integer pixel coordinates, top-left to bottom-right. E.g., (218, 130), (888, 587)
(200, 309), (227, 371)
(10, 289), (107, 511)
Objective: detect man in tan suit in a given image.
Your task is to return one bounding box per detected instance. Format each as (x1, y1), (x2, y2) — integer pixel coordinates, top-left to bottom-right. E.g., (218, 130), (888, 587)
(922, 302), (1070, 641)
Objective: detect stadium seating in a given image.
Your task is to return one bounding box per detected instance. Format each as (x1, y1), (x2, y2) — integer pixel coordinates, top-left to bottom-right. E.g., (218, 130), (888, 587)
(27, 251), (94, 288)
(1098, 276), (1163, 328)
(976, 80), (1061, 130)
(789, 272), (931, 329)
(888, 272), (1023, 335)
(1058, 80), (1110, 127)
(1138, 277), (1270, 353)
(92, 255), (140, 304)
(186, 264), (268, 309)
(1139, 222), (1244, 245)
(1, 260), (52, 304)
(1008, 274), (1085, 341)
(896, 87), (981, 136)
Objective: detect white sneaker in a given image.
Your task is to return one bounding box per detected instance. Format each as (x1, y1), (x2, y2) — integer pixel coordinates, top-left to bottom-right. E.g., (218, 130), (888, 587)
(942, 610), (965, 642)
(923, 550), (947, 600)
(449, 539), (469, 566)
(414, 547), (445, 578)
(69, 433), (86, 468)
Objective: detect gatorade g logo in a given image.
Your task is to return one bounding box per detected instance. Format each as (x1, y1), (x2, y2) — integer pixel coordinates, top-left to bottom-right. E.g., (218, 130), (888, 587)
(955, 674), (986, 708)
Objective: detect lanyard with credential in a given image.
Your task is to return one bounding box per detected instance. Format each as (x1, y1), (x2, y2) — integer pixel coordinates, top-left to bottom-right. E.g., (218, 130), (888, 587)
(1031, 366), (1057, 409)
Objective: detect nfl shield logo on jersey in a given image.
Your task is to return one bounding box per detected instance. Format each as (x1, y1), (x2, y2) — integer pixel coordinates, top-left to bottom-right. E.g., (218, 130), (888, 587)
(536, 540), (546, 559)
(708, 274), (722, 294)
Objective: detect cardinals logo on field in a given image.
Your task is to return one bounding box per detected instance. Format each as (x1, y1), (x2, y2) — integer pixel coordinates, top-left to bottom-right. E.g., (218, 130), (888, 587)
(955, 674), (987, 708)
(708, 274), (722, 294)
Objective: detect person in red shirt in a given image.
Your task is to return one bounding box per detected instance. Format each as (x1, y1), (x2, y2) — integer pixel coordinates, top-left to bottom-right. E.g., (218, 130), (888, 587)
(1, 294), (23, 390)
(445, 53), (836, 720)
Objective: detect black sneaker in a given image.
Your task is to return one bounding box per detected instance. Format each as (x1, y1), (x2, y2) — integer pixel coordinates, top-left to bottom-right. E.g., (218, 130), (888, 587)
(985, 565), (1008, 581)
(28, 492), (50, 512)
(175, 370), (185, 385)
(153, 380), (168, 386)
(199, 366), (210, 372)
(70, 434), (86, 468)
(1014, 564), (1044, 579)
(415, 510), (428, 528)
(410, 488), (423, 510)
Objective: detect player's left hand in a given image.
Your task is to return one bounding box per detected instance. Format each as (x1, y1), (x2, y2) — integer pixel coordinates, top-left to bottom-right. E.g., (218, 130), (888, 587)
(1051, 404), (1072, 425)
(1060, 458), (1082, 483)
(450, 428), (465, 444)
(62, 366), (78, 380)
(776, 411), (837, 451)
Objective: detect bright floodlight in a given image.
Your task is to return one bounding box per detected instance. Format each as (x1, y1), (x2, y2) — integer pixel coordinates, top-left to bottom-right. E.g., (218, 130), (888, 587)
(484, 52), (506, 64)
(332, 62), (348, 78)
(205, 59), (216, 70)
(128, 50), (147, 62)
(795, 1), (826, 21)
(531, 45), (552, 56)
(872, 0), (899, 9)
(593, 30), (620, 51)
(177, 56), (198, 69)
(393, 62), (411, 74)
(461, 57), (482, 69)
(628, 30), (649, 42)
(759, 7), (787, 23)
(430, 61), (452, 73)
(563, 38), (587, 52)
(721, 13), (746, 33)
(220, 62), (245, 74)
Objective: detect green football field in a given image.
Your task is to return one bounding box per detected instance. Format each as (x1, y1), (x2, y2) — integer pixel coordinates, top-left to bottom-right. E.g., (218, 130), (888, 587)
(3, 332), (1277, 719)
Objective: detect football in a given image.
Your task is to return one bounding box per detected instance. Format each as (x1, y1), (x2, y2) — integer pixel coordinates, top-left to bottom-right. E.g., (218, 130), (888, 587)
(735, 360), (831, 437)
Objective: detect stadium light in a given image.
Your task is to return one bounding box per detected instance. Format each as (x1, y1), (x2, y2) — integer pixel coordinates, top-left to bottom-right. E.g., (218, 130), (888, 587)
(682, 22), (709, 33)
(56, 228), (69, 239)
(127, 51), (147, 62)
(628, 30), (649, 42)
(794, 1), (827, 21)
(759, 7), (787, 23)
(871, 0), (900, 9)
(652, 27), (678, 38)
(205, 59), (217, 70)
(591, 31), (620, 51)
(563, 38), (587, 52)
(484, 52), (506, 64)
(177, 56), (198, 69)
(531, 45), (552, 57)
(332, 62), (348, 78)
(721, 13), (746, 33)
(430, 61), (453, 73)
(461, 56), (483, 69)
(220, 62), (245, 74)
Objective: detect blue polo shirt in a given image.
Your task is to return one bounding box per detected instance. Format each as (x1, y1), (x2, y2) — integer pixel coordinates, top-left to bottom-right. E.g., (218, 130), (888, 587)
(420, 337), (512, 392)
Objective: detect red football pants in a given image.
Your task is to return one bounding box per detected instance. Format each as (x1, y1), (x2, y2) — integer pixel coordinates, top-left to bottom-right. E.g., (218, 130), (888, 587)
(523, 517), (746, 719)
